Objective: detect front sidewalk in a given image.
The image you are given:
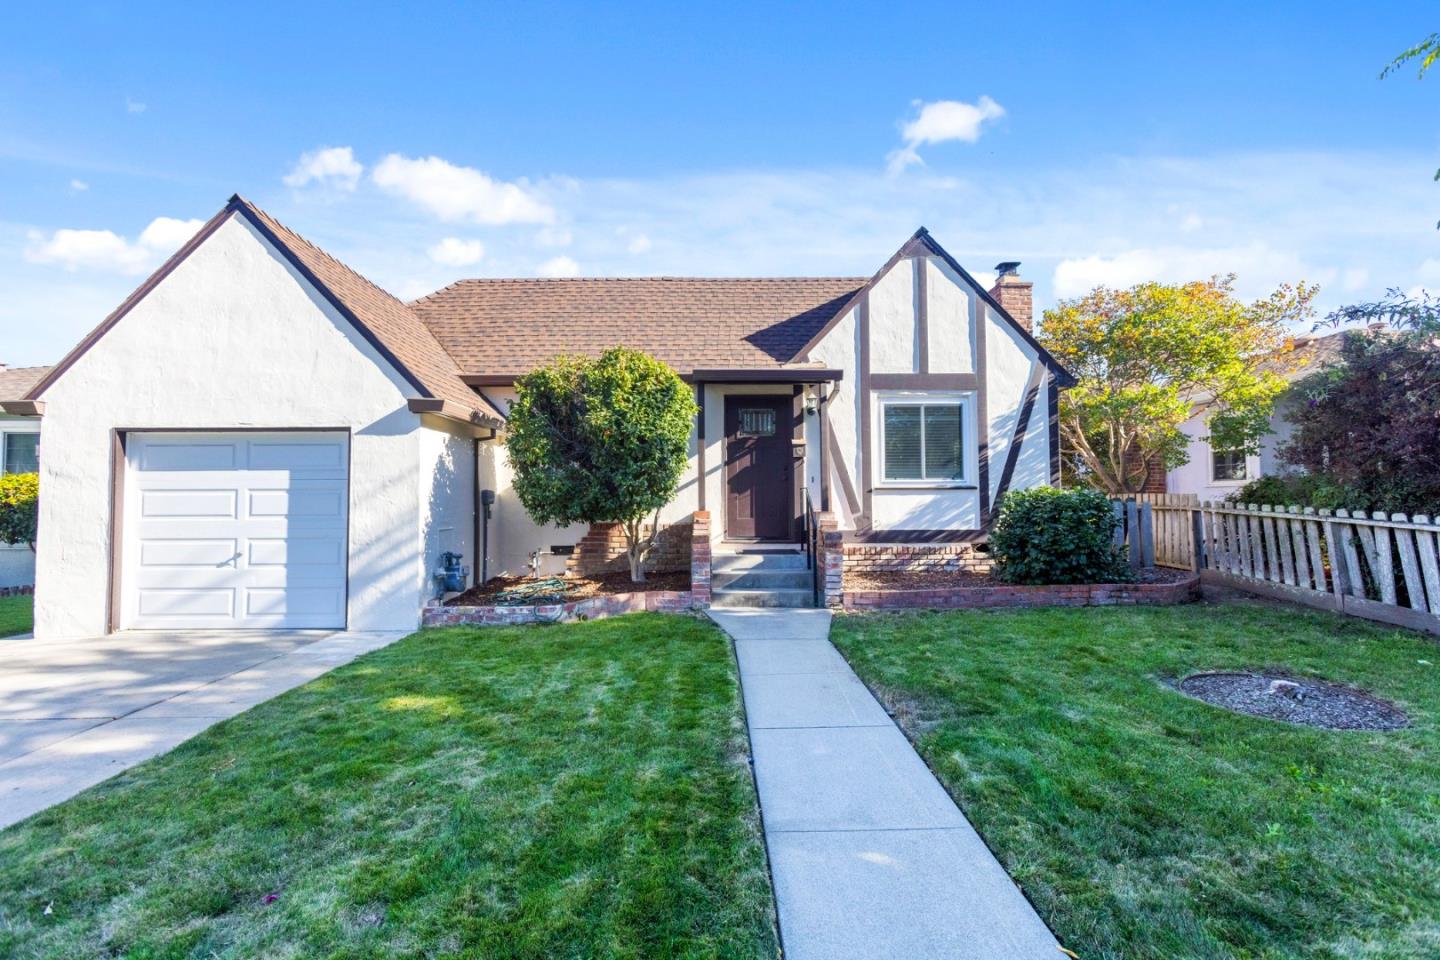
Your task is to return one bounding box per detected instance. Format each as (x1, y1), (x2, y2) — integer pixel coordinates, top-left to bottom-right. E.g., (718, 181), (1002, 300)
(708, 608), (1059, 960)
(0, 629), (404, 830)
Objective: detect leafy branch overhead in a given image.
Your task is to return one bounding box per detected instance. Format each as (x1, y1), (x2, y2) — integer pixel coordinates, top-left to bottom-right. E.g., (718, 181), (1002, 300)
(1039, 275), (1316, 495)
(505, 347), (697, 582)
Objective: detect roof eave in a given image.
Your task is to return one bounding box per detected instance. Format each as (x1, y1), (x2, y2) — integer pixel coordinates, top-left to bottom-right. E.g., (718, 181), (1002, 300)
(0, 400), (44, 417)
(406, 397), (504, 433)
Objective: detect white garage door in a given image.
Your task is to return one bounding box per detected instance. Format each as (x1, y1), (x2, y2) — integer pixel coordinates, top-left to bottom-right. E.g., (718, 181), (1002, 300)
(122, 432), (349, 629)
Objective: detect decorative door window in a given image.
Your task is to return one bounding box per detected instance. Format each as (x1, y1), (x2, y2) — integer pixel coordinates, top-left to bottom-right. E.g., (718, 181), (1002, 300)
(738, 408), (777, 437)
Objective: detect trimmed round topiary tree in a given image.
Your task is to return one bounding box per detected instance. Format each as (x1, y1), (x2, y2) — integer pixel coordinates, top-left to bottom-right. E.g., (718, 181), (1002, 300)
(989, 486), (1132, 585)
(505, 347), (698, 582)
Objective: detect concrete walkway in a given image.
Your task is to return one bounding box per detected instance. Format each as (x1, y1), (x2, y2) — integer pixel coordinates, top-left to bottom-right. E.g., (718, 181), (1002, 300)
(0, 629), (405, 830)
(708, 608), (1059, 960)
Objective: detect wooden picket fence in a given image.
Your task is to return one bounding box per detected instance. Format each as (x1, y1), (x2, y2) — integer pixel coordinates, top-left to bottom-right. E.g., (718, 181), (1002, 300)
(1111, 494), (1199, 569)
(1181, 502), (1440, 636)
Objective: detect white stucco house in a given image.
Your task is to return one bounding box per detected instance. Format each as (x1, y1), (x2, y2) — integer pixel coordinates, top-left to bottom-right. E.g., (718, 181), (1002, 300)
(1164, 330), (1348, 501)
(0, 365), (46, 589)
(5, 196), (1071, 638)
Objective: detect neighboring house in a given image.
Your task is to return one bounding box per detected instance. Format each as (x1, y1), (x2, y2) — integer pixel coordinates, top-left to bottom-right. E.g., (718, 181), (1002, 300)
(3, 195), (1071, 638)
(0, 364), (47, 589)
(1164, 330), (1349, 501)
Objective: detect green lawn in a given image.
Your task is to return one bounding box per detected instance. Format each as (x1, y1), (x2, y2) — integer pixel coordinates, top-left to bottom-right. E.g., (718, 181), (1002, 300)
(0, 614), (777, 960)
(0, 592), (32, 637)
(832, 602), (1440, 960)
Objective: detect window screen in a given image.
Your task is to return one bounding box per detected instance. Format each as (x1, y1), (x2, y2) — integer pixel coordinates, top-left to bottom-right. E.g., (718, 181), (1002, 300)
(3, 433), (37, 475)
(1212, 447), (1247, 482)
(883, 402), (964, 481)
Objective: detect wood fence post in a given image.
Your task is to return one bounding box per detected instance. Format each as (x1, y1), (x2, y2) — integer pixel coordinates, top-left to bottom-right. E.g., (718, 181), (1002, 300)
(1127, 500), (1141, 567)
(1191, 508), (1205, 573)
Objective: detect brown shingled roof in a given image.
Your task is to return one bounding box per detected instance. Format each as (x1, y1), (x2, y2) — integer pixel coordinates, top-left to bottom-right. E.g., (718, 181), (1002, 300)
(232, 198), (503, 426)
(409, 277), (866, 377)
(0, 366), (51, 404)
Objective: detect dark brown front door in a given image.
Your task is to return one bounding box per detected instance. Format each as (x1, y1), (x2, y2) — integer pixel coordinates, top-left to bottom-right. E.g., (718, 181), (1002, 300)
(725, 396), (792, 540)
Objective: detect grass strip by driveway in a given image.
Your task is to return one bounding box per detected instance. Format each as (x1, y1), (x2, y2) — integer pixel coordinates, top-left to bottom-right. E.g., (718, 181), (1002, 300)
(0, 614), (777, 960)
(832, 602), (1440, 960)
(0, 593), (32, 637)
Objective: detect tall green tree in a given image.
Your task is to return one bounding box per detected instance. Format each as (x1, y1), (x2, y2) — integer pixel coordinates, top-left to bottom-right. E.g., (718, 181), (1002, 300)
(1039, 275), (1316, 495)
(505, 347), (697, 582)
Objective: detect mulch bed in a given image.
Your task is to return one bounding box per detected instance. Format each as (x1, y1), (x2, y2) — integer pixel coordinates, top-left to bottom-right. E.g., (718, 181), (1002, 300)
(1177, 672), (1410, 730)
(845, 566), (1193, 591)
(445, 570), (692, 606)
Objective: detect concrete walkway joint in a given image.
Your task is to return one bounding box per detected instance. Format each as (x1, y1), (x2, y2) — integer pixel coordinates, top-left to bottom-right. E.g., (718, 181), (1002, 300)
(708, 608), (1058, 960)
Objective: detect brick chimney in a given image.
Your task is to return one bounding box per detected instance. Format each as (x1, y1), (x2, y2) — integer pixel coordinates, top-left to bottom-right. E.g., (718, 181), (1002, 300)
(988, 261), (1033, 333)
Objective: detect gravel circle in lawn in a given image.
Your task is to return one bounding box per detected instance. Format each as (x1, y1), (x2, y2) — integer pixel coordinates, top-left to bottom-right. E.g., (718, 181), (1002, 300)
(1178, 672), (1410, 730)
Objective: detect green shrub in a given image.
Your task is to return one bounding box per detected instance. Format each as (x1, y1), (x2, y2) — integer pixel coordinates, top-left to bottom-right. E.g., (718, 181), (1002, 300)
(989, 486), (1132, 585)
(1225, 473), (1361, 512)
(0, 472), (38, 550)
(505, 348), (697, 582)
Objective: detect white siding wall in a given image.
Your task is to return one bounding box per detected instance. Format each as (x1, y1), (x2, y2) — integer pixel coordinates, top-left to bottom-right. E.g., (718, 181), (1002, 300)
(1166, 394), (1300, 501)
(30, 215), (445, 638)
(984, 303), (1041, 508)
(868, 261), (917, 374)
(926, 259), (975, 374)
(417, 420), (477, 597)
(805, 253), (1049, 535)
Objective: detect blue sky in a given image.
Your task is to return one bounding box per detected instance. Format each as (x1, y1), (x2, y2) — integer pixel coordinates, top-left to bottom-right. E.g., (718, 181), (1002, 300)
(3, 1), (1438, 365)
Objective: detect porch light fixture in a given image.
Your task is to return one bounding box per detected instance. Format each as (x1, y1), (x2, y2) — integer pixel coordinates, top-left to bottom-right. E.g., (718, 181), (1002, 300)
(803, 385), (819, 415)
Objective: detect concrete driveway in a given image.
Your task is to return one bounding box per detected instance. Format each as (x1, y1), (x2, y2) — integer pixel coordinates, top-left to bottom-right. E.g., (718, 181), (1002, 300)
(0, 629), (405, 830)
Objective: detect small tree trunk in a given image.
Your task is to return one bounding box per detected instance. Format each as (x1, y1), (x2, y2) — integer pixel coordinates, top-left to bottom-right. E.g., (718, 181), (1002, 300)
(623, 517), (647, 582)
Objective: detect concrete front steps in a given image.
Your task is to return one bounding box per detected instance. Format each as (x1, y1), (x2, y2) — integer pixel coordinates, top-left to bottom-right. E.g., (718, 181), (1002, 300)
(711, 546), (816, 608)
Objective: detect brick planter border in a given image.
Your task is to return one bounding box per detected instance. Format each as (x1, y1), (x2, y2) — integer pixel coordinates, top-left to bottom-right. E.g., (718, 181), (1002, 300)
(842, 574), (1200, 611)
(423, 589), (705, 627)
(425, 510), (715, 628)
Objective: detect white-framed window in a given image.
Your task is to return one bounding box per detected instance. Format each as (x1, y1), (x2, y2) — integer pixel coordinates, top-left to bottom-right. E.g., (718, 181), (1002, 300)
(878, 393), (972, 485)
(1211, 446), (1247, 483)
(1, 431), (38, 475)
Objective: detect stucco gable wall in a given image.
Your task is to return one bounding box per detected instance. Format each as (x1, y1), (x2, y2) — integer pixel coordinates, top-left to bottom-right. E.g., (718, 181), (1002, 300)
(32, 214), (435, 637)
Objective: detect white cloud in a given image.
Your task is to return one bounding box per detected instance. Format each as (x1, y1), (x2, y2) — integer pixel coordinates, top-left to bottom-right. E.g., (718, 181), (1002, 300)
(535, 226), (573, 247)
(888, 97), (1005, 173)
(125, 97), (146, 114)
(428, 237), (485, 266)
(627, 233), (652, 254)
(537, 255), (579, 277)
(284, 146), (364, 191)
(69, 179), (89, 193)
(1179, 212), (1204, 233)
(372, 154), (554, 225)
(1051, 243), (1318, 299)
(25, 216), (205, 275)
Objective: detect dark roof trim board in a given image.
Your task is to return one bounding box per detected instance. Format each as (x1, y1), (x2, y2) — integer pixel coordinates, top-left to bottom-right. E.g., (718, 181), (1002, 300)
(688, 367), (844, 383)
(464, 367), (846, 387)
(795, 227), (1076, 388)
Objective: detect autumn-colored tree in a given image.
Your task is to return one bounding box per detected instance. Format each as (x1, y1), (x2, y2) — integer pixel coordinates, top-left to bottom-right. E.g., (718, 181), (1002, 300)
(1039, 276), (1317, 495)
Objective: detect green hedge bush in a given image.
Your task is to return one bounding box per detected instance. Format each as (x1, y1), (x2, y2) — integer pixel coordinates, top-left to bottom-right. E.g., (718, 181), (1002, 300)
(989, 486), (1132, 585)
(0, 472), (38, 550)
